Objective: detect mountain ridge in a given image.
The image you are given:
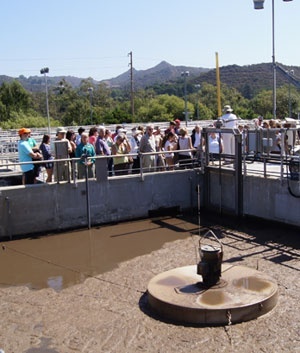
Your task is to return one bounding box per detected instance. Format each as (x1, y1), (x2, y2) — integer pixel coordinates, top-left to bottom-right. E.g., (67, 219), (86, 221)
(101, 60), (210, 88)
(0, 61), (299, 95)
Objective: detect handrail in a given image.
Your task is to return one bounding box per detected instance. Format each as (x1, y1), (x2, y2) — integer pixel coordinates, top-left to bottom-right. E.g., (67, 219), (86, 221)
(0, 127), (299, 187)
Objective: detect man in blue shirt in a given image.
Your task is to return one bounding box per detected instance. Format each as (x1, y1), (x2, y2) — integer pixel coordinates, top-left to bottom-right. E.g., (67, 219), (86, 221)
(18, 128), (42, 184)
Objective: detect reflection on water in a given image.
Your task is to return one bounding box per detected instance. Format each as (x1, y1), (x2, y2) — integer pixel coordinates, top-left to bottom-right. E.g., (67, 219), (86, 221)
(0, 217), (194, 291)
(233, 276), (272, 292)
(47, 276), (63, 291)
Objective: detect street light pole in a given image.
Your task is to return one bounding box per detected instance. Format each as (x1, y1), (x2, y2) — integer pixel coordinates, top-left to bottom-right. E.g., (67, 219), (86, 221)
(288, 69), (294, 118)
(40, 67), (50, 134)
(88, 87), (93, 125)
(181, 71), (189, 126)
(253, 0), (293, 119)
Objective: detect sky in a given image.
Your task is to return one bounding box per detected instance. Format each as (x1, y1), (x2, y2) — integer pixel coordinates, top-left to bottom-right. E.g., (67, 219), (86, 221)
(0, 0), (299, 81)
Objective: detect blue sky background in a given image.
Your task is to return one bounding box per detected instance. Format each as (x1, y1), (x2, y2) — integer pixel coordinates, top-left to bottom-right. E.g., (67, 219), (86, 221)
(0, 0), (299, 80)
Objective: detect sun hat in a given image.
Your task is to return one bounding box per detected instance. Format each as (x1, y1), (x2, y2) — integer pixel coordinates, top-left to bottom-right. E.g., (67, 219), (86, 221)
(223, 105), (233, 113)
(56, 127), (67, 134)
(18, 128), (31, 136)
(132, 128), (142, 136)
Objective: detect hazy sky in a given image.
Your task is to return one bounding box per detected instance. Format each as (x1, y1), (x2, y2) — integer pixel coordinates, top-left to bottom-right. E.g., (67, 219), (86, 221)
(1, 0), (299, 80)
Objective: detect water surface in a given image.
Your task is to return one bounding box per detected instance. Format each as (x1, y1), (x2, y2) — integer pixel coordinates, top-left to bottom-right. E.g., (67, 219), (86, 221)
(0, 217), (196, 291)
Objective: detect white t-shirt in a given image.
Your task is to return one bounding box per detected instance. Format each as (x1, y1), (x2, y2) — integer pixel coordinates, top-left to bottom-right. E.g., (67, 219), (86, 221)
(164, 140), (175, 158)
(208, 135), (222, 154)
(221, 113), (238, 128)
(193, 132), (202, 148)
(178, 136), (192, 157)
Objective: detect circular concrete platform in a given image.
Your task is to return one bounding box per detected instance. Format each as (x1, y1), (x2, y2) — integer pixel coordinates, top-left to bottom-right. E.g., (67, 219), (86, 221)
(147, 264), (278, 325)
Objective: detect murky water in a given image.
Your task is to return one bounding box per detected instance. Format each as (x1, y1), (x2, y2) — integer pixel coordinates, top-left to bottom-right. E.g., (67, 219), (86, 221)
(1, 213), (299, 292)
(0, 217), (196, 291)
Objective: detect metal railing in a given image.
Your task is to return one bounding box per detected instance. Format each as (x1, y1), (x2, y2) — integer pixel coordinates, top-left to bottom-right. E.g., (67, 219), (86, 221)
(0, 127), (299, 187)
(201, 126), (300, 182)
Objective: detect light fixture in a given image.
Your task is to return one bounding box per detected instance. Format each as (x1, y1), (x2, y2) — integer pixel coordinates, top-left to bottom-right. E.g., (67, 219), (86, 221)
(253, 0), (264, 9)
(40, 67), (49, 75)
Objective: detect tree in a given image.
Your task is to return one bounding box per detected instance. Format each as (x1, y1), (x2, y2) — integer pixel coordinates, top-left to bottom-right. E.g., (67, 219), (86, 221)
(250, 90), (273, 119)
(0, 81), (32, 120)
(0, 101), (6, 123)
(196, 103), (215, 120)
(276, 85), (300, 119)
(195, 83), (219, 117)
(62, 99), (90, 126)
(157, 94), (194, 120)
(107, 106), (132, 124)
(135, 94), (194, 122)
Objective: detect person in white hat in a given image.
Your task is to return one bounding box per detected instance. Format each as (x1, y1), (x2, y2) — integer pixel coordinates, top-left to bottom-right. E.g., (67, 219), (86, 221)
(53, 127), (72, 182)
(220, 105), (238, 163)
(221, 105), (238, 128)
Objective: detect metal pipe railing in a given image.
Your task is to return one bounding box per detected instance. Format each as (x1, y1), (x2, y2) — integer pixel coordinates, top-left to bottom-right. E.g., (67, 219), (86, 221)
(0, 128), (299, 187)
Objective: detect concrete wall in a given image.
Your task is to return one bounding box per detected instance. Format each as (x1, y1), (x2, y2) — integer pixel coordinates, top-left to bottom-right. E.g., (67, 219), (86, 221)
(206, 169), (300, 227)
(0, 168), (299, 239)
(0, 170), (201, 239)
(243, 176), (300, 226)
(205, 169), (236, 213)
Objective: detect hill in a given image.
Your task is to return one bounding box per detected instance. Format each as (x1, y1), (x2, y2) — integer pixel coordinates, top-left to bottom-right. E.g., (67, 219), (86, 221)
(192, 63), (300, 98)
(102, 61), (210, 89)
(0, 61), (209, 92)
(0, 75), (93, 93)
(0, 62), (299, 97)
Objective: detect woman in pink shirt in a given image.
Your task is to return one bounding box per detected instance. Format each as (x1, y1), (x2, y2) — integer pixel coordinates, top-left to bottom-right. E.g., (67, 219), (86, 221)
(88, 126), (98, 147)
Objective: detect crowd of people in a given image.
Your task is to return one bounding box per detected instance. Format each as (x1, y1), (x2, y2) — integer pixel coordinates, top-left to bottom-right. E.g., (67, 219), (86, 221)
(17, 120), (201, 184)
(17, 104), (299, 185)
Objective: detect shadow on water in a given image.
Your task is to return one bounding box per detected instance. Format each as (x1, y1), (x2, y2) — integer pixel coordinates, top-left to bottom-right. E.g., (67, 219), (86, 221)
(0, 212), (299, 291)
(0, 216), (195, 291)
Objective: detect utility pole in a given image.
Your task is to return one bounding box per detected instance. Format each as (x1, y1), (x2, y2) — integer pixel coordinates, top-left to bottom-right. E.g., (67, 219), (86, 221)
(181, 71), (189, 126)
(288, 69), (294, 118)
(215, 52), (222, 117)
(128, 51), (134, 119)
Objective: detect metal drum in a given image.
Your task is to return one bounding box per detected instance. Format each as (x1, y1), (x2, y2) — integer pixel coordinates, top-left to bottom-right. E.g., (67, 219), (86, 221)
(197, 230), (223, 286)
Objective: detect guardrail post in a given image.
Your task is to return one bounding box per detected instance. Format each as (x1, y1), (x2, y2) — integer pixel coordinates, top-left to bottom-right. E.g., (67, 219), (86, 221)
(139, 153), (144, 181)
(84, 156), (91, 229)
(234, 131), (243, 217)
